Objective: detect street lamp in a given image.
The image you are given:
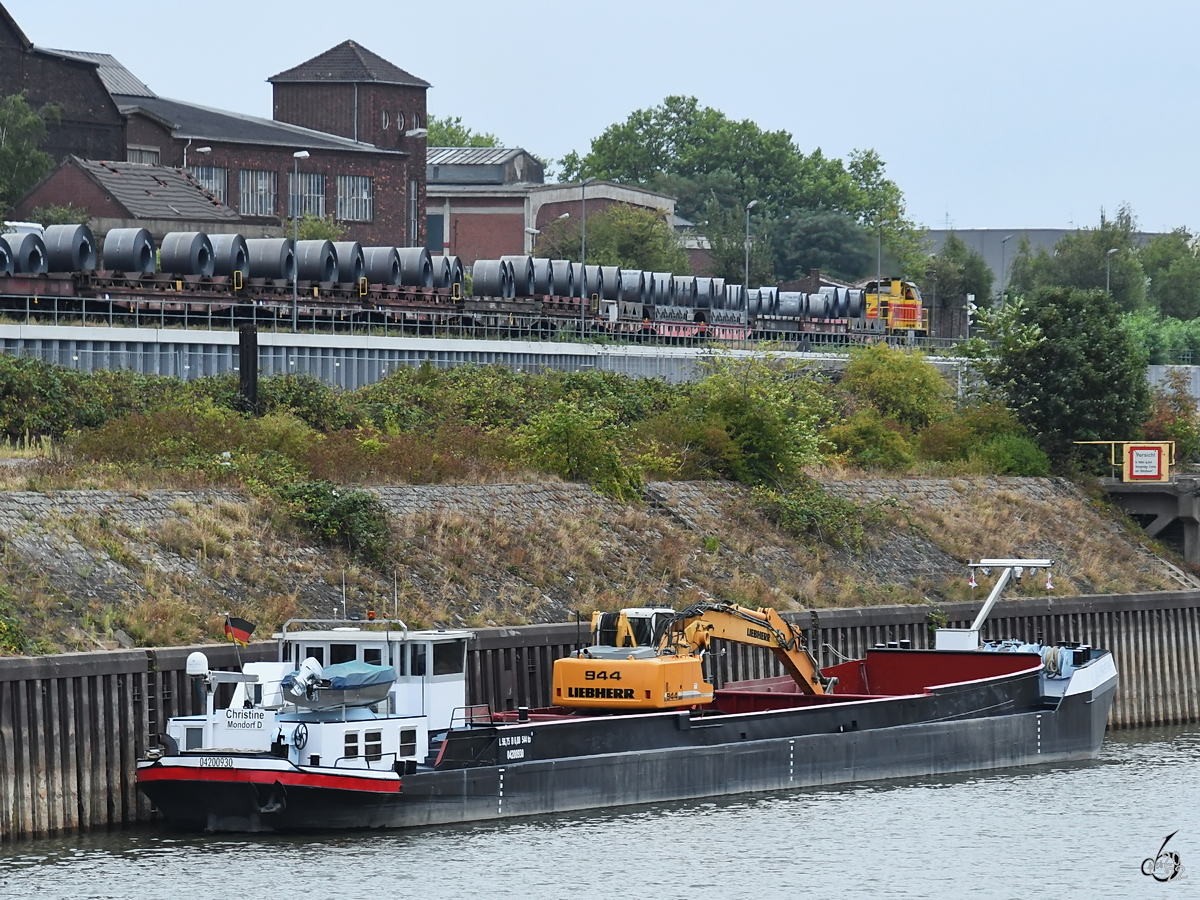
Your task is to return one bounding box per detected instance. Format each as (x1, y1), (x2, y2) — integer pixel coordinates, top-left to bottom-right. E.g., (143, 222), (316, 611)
(744, 200), (758, 290)
(1000, 234), (1015, 303)
(292, 150), (310, 331)
(524, 226), (540, 253)
(580, 176), (596, 335)
(1106, 247), (1119, 295)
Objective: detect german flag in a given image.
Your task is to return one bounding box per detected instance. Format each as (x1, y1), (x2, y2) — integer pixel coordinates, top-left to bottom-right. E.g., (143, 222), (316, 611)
(224, 616), (255, 646)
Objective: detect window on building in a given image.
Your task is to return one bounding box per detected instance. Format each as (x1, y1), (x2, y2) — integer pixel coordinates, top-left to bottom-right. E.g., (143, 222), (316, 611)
(364, 647), (382, 666)
(187, 165), (227, 203)
(344, 732), (359, 759)
(397, 112), (405, 132)
(239, 169), (277, 217)
(426, 214), (444, 253)
(364, 730), (383, 761)
(336, 175), (373, 222)
(412, 113), (421, 130)
(399, 729), (417, 757)
(432, 640), (465, 676)
(381, 110), (390, 130)
(126, 146), (160, 165)
(408, 178), (418, 243)
(287, 171), (326, 218)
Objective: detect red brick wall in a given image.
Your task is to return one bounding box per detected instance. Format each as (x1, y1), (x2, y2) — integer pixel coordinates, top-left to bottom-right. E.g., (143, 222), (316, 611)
(272, 80), (427, 248)
(449, 213), (525, 264)
(14, 162), (125, 219)
(0, 16), (125, 164)
(535, 197), (622, 230)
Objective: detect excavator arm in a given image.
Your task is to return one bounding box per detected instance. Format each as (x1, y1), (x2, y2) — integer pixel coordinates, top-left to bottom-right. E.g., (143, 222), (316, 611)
(662, 602), (825, 695)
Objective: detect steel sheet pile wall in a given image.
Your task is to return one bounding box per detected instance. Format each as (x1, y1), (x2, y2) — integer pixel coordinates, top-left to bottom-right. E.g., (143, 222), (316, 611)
(0, 643), (272, 841)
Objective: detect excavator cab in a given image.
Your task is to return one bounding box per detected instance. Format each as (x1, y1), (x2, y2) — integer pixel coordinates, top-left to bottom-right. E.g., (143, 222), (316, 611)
(591, 607), (675, 649)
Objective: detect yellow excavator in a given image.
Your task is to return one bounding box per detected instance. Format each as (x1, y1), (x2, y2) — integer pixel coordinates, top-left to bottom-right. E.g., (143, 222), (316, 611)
(553, 602), (825, 711)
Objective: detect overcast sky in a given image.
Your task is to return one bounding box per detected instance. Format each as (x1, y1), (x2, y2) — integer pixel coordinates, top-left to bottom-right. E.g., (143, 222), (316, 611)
(10, 0), (1196, 233)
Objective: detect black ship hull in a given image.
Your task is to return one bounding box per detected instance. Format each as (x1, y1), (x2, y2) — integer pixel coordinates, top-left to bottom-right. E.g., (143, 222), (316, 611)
(138, 650), (1117, 833)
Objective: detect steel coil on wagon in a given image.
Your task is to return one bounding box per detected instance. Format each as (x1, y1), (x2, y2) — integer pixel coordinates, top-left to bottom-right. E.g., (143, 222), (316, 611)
(333, 242), (364, 283)
(444, 255), (464, 292)
(549, 260), (574, 298)
(744, 288), (760, 315)
(598, 266), (623, 301)
(501, 255), (536, 295)
(846, 289), (864, 318)
(363, 247), (401, 285)
(296, 240), (338, 282)
(0, 238), (12, 276)
(102, 228), (155, 274)
(473, 259), (514, 297)
(725, 283), (745, 311)
(712, 277), (727, 309)
(694, 277), (717, 309)
(531, 258), (555, 295)
(160, 232), (215, 277)
(650, 272), (673, 306)
(582, 265), (604, 300)
(209, 234), (249, 278)
(246, 238), (294, 280)
(759, 286), (779, 315)
(397, 247), (434, 288)
(619, 269), (646, 304)
(672, 275), (696, 305)
(777, 291), (803, 318)
(43, 224), (96, 272)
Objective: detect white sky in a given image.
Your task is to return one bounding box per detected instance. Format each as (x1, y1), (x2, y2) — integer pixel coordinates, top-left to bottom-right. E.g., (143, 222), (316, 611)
(10, 0), (1196, 233)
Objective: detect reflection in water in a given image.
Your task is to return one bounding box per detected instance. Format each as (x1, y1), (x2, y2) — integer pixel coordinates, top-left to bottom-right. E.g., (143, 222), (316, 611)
(2, 727), (1198, 899)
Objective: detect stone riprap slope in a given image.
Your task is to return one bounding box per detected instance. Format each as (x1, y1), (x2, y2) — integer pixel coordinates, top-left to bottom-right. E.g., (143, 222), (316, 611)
(0, 477), (1176, 652)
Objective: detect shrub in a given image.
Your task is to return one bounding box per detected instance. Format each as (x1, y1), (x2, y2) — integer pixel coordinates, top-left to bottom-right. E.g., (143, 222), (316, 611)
(260, 374), (357, 431)
(841, 343), (952, 431)
(918, 418), (975, 462)
(970, 434), (1051, 476)
(276, 480), (392, 568)
(513, 401), (641, 499)
(752, 478), (889, 550)
(827, 410), (915, 471)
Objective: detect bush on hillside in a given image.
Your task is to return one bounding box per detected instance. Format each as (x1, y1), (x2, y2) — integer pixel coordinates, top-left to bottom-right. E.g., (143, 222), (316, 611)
(840, 343), (951, 431)
(827, 410), (915, 471)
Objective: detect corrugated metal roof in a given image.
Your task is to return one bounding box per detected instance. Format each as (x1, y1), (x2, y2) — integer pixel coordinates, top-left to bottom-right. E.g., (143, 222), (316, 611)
(73, 158), (240, 222)
(114, 95), (401, 154)
(426, 147), (522, 166)
(269, 40), (430, 88)
(36, 47), (156, 98)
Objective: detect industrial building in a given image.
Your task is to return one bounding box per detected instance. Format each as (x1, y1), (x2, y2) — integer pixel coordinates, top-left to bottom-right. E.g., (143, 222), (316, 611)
(3, 3), (428, 247)
(425, 147), (676, 264)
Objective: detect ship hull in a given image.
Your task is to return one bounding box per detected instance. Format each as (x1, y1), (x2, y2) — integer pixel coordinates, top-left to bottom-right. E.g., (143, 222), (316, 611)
(138, 661), (1116, 833)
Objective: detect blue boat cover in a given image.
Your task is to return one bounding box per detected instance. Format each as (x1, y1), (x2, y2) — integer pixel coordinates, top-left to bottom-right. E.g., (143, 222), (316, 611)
(281, 660), (396, 693)
(325, 660), (396, 690)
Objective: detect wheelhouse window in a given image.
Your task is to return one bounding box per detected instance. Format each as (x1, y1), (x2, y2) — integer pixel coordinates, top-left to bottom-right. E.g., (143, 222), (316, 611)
(364, 647), (382, 666)
(344, 732), (359, 759)
(330, 643), (356, 665)
(288, 171), (326, 218)
(336, 175), (373, 222)
(187, 165), (227, 203)
(433, 640), (465, 676)
(239, 169), (277, 217)
(411, 644), (427, 677)
(303, 646), (324, 665)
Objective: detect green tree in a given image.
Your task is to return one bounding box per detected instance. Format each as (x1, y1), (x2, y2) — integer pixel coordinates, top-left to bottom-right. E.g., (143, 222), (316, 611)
(1140, 229), (1200, 319)
(426, 115), (500, 148)
(1008, 206), (1147, 311)
(767, 211), (874, 282)
(30, 203), (89, 225)
(916, 233), (994, 337)
(0, 92), (59, 213)
(533, 203), (690, 273)
(284, 213), (344, 242)
(841, 343), (952, 431)
(559, 96), (923, 276)
(1143, 367), (1200, 461)
(971, 288), (1150, 467)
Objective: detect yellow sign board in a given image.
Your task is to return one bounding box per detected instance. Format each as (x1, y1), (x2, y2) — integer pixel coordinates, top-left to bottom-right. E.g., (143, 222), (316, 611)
(1075, 441), (1175, 482)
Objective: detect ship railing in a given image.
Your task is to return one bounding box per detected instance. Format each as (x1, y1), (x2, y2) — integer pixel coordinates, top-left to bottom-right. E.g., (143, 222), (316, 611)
(449, 705), (494, 729)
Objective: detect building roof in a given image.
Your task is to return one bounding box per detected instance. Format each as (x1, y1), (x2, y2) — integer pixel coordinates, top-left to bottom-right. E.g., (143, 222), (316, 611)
(37, 48), (156, 98)
(269, 40), (430, 88)
(426, 147), (525, 167)
(114, 95), (402, 155)
(69, 157), (241, 222)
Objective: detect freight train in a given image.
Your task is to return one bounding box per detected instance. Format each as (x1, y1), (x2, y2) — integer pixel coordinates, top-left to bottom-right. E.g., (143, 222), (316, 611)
(0, 223), (928, 342)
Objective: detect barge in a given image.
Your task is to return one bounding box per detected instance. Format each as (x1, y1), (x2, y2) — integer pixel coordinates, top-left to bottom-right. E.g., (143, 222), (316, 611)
(137, 559), (1117, 832)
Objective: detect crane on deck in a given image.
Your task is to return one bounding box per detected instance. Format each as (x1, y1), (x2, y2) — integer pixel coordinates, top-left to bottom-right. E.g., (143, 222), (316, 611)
(553, 602), (825, 711)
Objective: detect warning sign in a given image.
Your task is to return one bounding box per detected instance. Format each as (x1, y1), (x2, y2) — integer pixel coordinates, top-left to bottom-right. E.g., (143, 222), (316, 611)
(1127, 445), (1165, 480)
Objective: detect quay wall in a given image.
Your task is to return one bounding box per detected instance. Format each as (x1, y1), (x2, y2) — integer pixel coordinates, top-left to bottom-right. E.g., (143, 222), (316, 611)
(1, 589), (1197, 840)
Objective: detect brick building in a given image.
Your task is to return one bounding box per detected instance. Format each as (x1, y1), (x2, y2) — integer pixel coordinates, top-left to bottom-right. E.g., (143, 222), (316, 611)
(0, 7), (124, 162)
(3, 1), (429, 247)
(13, 157), (266, 247)
(425, 147), (675, 264)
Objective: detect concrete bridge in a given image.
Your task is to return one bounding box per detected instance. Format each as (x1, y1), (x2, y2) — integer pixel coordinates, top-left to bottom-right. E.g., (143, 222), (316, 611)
(1103, 476), (1200, 563)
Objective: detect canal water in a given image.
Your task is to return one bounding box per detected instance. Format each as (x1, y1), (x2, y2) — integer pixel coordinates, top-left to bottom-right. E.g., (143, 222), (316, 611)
(1, 726), (1195, 899)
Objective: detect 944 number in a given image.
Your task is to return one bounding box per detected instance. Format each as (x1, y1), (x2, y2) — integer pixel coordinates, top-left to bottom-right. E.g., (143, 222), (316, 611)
(583, 670), (621, 681)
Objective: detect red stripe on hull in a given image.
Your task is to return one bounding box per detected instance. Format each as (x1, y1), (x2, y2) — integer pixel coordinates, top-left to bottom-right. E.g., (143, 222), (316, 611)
(139, 764), (400, 794)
